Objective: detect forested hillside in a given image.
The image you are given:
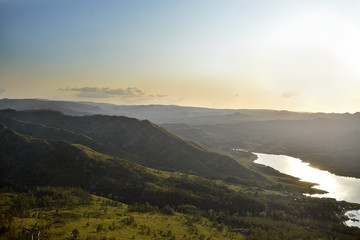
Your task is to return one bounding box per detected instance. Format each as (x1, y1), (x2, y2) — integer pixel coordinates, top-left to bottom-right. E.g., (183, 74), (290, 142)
(0, 109), (258, 179)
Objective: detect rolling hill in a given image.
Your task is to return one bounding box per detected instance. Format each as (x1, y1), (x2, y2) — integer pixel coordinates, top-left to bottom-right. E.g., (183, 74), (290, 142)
(0, 109), (260, 180)
(163, 118), (360, 178)
(0, 124), (265, 213)
(2, 98), (359, 178)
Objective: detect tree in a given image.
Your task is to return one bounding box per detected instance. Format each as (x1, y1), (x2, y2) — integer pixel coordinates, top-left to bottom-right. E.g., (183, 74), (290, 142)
(20, 220), (39, 240)
(20, 220), (51, 240)
(71, 229), (80, 240)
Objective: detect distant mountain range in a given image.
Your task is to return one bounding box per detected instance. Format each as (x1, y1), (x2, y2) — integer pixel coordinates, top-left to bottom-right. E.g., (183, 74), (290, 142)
(1, 98), (356, 125)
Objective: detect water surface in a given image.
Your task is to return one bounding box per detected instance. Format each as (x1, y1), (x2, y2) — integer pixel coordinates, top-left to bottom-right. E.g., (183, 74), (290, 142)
(343, 210), (360, 227)
(254, 153), (360, 204)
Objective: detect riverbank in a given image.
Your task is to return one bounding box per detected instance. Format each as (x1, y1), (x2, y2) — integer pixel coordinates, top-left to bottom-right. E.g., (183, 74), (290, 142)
(252, 152), (360, 229)
(343, 209), (360, 228)
(253, 152), (360, 204)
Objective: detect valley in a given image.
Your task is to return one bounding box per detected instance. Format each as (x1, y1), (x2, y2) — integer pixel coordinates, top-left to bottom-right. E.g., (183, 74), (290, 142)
(0, 99), (360, 239)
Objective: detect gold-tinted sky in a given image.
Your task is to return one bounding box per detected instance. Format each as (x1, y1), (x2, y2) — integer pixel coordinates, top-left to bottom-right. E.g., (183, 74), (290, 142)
(1, 0), (360, 112)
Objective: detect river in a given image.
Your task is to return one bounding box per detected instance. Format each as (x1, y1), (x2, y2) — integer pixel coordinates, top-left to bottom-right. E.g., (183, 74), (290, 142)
(253, 153), (360, 228)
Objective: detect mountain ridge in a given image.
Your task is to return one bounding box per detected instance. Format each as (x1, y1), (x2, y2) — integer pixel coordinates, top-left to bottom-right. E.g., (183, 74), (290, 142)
(0, 109), (261, 180)
(1, 98), (357, 125)
(0, 124), (267, 213)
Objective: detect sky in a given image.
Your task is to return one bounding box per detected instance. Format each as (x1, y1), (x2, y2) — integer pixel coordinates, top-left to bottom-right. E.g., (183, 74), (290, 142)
(1, 0), (360, 113)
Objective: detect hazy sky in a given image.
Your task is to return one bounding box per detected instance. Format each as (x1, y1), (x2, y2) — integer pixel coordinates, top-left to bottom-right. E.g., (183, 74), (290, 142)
(1, 0), (360, 112)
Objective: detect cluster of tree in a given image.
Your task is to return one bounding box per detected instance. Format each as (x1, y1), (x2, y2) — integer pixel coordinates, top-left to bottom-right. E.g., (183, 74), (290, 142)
(2, 188), (360, 240)
(9, 187), (91, 218)
(125, 201), (360, 240)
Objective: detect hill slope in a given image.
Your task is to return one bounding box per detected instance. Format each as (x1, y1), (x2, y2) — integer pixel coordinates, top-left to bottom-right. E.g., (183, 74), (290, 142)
(0, 124), (265, 213)
(1, 128), (360, 239)
(2, 99), (359, 179)
(0, 109), (260, 179)
(164, 118), (360, 178)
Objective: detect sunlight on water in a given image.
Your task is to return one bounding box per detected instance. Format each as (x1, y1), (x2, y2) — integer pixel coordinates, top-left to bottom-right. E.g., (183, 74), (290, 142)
(254, 153), (360, 204)
(344, 210), (360, 228)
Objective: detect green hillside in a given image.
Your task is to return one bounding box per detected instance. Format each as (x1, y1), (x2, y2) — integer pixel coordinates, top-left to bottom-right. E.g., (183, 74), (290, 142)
(0, 109), (260, 179)
(0, 124), (267, 213)
(0, 188), (247, 240)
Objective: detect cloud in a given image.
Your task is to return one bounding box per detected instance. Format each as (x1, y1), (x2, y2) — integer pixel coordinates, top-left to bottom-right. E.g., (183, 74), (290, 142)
(0, 89), (5, 95)
(280, 91), (300, 99)
(59, 87), (167, 101)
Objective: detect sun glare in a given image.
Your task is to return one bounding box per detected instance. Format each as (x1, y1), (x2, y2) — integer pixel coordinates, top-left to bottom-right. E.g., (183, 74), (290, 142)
(269, 10), (360, 79)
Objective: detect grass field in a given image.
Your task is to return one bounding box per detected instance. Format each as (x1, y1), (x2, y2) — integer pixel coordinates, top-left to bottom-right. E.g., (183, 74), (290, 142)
(1, 193), (245, 240)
